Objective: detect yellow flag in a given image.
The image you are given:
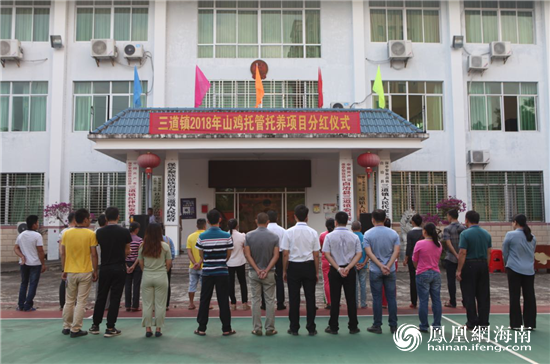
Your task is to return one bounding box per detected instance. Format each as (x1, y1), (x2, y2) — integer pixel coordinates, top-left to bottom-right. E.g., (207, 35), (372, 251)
(255, 65), (264, 108)
(372, 65), (385, 109)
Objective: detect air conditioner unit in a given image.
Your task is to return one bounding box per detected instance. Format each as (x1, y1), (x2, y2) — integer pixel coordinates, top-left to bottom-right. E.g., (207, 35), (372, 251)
(331, 102), (351, 109)
(123, 43), (144, 61)
(388, 40), (413, 61)
(91, 39), (117, 59)
(468, 150), (490, 165)
(17, 222), (27, 234)
(0, 39), (23, 60)
(490, 41), (512, 59)
(468, 55), (490, 72)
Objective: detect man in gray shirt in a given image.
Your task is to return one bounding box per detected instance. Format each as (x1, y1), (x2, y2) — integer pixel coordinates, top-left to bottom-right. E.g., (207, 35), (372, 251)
(322, 211), (362, 335)
(244, 212), (280, 336)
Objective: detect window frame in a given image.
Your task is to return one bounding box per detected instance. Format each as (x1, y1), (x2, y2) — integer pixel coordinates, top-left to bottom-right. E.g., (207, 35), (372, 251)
(0, 81), (48, 133)
(0, 1), (51, 42)
(0, 173), (45, 225)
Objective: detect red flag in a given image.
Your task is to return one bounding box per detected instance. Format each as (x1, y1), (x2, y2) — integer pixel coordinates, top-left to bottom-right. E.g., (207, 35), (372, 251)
(318, 67), (323, 108)
(194, 66), (210, 108)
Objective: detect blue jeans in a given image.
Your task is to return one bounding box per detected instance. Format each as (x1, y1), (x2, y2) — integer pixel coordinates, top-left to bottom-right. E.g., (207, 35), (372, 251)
(18, 265), (42, 310)
(356, 267), (368, 308)
(369, 270), (397, 328)
(416, 270), (442, 330)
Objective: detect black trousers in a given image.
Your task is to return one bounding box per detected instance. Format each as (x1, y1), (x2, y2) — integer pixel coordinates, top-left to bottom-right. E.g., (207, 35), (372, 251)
(59, 279), (66, 308)
(197, 275), (232, 332)
(228, 264), (248, 304)
(124, 262), (142, 309)
(166, 268), (172, 308)
(445, 260), (458, 307)
(407, 259), (417, 306)
(287, 261), (317, 334)
(507, 268), (536, 329)
(275, 254), (285, 306)
(92, 264), (126, 328)
(328, 266), (358, 331)
(460, 260), (490, 328)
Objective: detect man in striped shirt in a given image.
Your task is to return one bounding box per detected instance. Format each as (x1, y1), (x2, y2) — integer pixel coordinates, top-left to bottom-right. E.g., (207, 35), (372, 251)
(195, 209), (235, 336)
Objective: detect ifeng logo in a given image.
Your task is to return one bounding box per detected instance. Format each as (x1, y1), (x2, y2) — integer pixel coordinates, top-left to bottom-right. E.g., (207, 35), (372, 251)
(393, 324), (423, 352)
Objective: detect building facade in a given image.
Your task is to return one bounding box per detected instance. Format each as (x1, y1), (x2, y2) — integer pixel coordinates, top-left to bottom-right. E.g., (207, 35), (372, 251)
(1, 0), (549, 261)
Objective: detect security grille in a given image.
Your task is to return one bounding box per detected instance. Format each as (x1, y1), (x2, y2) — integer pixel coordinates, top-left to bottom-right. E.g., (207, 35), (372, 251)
(0, 173), (45, 225)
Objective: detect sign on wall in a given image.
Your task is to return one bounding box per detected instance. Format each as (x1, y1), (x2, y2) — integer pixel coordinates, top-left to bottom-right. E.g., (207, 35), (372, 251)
(166, 162), (177, 223)
(357, 175), (368, 215)
(126, 160), (139, 218)
(152, 176), (163, 219)
(339, 159), (354, 222)
(180, 198), (197, 220)
(149, 112), (361, 134)
(377, 160), (392, 220)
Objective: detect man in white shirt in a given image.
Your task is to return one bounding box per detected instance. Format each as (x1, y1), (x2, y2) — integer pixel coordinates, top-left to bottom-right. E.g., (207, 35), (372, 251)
(14, 215), (46, 312)
(281, 204), (320, 336)
(267, 210), (287, 310)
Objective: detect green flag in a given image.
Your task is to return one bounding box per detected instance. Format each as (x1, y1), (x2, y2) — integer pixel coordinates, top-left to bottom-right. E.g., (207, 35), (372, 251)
(372, 65), (385, 109)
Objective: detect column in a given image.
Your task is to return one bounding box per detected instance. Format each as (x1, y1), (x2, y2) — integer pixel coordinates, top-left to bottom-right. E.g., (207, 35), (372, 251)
(352, 1), (367, 105)
(376, 152), (392, 221)
(125, 152), (141, 224)
(544, 1), (550, 222)
(339, 150), (355, 224)
(164, 151), (179, 254)
(46, 1), (68, 260)
(153, 0), (167, 107)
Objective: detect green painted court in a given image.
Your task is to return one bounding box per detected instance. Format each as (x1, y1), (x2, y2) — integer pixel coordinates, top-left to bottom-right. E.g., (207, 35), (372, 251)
(1, 314), (548, 364)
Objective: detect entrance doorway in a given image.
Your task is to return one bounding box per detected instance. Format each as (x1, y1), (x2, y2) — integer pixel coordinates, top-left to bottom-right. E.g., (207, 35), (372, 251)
(215, 188), (306, 233)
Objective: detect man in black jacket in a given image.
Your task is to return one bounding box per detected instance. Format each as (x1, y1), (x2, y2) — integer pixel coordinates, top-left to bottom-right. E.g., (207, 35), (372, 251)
(403, 214), (423, 309)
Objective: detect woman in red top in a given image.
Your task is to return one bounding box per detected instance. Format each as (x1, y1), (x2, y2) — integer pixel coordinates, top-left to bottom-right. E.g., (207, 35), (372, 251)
(319, 218), (335, 309)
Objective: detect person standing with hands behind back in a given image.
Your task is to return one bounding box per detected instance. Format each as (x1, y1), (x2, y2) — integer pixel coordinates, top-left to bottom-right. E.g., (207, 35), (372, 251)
(404, 214), (423, 309)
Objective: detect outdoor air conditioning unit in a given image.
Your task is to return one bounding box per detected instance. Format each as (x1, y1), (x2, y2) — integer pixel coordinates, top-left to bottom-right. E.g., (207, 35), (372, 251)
(388, 40), (413, 61)
(468, 55), (490, 72)
(17, 222), (27, 234)
(0, 39), (23, 60)
(468, 150), (490, 165)
(123, 43), (144, 63)
(490, 41), (512, 60)
(331, 102), (351, 109)
(91, 39), (117, 66)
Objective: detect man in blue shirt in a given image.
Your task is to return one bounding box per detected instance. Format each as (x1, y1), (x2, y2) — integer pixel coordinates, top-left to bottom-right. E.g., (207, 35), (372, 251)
(364, 209), (400, 334)
(352, 221), (368, 309)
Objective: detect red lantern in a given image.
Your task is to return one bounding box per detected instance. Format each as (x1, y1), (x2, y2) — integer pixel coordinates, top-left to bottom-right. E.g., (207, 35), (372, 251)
(137, 152), (161, 179)
(357, 152), (380, 179)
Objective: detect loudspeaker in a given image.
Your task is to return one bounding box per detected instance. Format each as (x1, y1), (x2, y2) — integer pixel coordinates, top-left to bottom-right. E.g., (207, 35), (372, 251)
(359, 213), (374, 234)
(130, 214), (149, 239)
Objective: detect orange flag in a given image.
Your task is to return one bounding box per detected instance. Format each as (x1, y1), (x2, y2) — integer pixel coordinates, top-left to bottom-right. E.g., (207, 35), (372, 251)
(255, 65), (264, 108)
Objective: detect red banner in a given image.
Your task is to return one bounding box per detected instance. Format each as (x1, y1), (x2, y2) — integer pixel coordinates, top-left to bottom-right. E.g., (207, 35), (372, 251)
(149, 112), (361, 134)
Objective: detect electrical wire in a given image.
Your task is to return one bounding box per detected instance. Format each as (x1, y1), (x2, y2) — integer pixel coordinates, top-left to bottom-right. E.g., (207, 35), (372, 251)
(365, 56), (391, 64)
(21, 58), (48, 63)
(351, 91), (373, 108)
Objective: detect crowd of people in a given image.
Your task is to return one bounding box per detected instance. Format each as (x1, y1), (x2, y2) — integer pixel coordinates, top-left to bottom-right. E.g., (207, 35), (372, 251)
(13, 204), (538, 339)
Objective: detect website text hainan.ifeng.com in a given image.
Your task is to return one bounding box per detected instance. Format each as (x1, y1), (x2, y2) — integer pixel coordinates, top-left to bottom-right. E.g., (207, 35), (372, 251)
(427, 343), (532, 353)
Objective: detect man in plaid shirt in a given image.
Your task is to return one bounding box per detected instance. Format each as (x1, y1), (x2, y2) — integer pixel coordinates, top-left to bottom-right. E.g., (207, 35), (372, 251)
(442, 209), (466, 308)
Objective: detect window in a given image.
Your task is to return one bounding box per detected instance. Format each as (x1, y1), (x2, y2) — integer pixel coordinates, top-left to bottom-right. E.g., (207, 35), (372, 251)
(472, 171), (545, 222)
(468, 82), (537, 131)
(0, 81), (48, 132)
(369, 1), (440, 43)
(0, 173), (44, 225)
(371, 80), (443, 131)
(73, 80), (147, 131)
(464, 1), (534, 44)
(70, 172), (127, 221)
(198, 1), (321, 58)
(76, 0), (149, 41)
(202, 80), (318, 108)
(391, 171), (447, 221)
(0, 1), (50, 41)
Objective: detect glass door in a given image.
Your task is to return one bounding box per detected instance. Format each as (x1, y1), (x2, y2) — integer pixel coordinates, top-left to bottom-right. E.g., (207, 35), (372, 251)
(237, 193), (283, 233)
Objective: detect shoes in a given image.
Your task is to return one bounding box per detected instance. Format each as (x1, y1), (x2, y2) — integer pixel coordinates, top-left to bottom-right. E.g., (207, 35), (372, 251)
(251, 329), (263, 336)
(155, 331), (162, 337)
(324, 304), (331, 310)
(230, 304), (237, 311)
(61, 329), (70, 335)
(324, 326), (338, 335)
(444, 301), (456, 308)
(349, 328), (361, 335)
(70, 330), (88, 338)
(419, 327), (429, 333)
(242, 303), (250, 310)
(16, 307), (22, 311)
(104, 327), (122, 338)
(287, 329), (298, 336)
(390, 326), (397, 334)
(265, 330), (278, 336)
(166, 307), (170, 311)
(367, 326), (382, 334)
(277, 305), (286, 311)
(125, 307), (132, 312)
(23, 307), (36, 312)
(308, 330), (318, 336)
(409, 304), (417, 309)
(146, 331), (153, 338)
(88, 325), (100, 335)
(131, 308), (141, 312)
(382, 305), (388, 309)
(360, 305), (367, 309)
(260, 305), (266, 310)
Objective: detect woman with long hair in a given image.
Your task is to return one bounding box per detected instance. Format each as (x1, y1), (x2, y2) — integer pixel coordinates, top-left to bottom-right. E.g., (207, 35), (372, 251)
(138, 223), (172, 337)
(226, 219), (249, 310)
(503, 214), (537, 330)
(412, 222), (443, 332)
(319, 218), (335, 309)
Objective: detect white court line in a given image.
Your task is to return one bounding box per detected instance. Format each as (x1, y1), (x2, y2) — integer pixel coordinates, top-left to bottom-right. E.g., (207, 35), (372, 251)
(441, 315), (539, 364)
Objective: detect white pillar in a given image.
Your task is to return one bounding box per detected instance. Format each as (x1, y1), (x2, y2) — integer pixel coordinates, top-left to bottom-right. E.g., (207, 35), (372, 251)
(125, 152), (141, 224)
(544, 1), (550, 222)
(153, 0), (167, 107)
(46, 1), (68, 260)
(339, 150), (355, 224)
(352, 1), (367, 106)
(376, 152), (392, 221)
(164, 151), (179, 254)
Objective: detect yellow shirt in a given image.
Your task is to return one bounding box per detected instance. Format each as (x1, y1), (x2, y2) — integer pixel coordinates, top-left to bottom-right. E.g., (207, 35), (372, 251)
(62, 227), (98, 273)
(187, 230), (205, 268)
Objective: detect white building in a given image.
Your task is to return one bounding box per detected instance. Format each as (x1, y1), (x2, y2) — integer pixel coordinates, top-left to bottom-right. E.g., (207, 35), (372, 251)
(1, 0), (549, 262)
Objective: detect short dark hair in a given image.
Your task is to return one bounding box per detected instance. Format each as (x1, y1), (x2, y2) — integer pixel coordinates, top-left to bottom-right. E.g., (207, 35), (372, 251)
(335, 211), (348, 225)
(257, 212), (269, 225)
(67, 212), (75, 224)
(75, 209), (90, 224)
(465, 210), (480, 224)
(105, 207), (119, 221)
(129, 221), (140, 232)
(411, 214), (423, 227)
(26, 215), (39, 228)
(447, 209), (459, 220)
(197, 218), (207, 229)
(372, 209), (386, 223)
(147, 207), (153, 212)
(267, 210), (278, 223)
(351, 221), (361, 231)
(206, 209), (221, 225)
(294, 204), (309, 222)
(98, 214), (107, 227)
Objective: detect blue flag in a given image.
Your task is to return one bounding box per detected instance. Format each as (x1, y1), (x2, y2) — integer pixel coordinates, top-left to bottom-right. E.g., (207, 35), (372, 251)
(133, 66), (142, 107)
